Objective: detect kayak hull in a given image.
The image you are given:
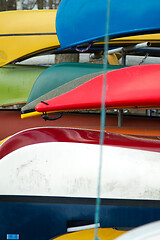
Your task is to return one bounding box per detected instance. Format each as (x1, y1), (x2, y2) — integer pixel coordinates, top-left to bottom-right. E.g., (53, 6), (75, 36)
(1, 127), (160, 239)
(0, 64), (47, 107)
(0, 196), (160, 240)
(0, 10), (59, 67)
(35, 65), (160, 112)
(56, 0), (160, 50)
(21, 63), (125, 116)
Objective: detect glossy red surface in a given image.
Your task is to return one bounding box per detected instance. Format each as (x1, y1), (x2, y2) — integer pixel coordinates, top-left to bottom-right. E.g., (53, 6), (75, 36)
(1, 127), (160, 159)
(36, 65), (160, 112)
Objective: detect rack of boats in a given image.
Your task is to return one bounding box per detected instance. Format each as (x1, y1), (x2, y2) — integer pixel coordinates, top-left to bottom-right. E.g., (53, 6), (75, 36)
(1, 1), (160, 239)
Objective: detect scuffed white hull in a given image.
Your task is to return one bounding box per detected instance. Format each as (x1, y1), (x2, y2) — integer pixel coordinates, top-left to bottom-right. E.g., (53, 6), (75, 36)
(1, 141), (160, 200)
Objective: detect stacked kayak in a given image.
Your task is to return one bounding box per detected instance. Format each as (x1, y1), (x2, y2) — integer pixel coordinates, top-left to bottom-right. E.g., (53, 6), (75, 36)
(35, 64), (160, 113)
(1, 127), (160, 239)
(1, 2), (160, 240)
(56, 0), (160, 50)
(0, 10), (60, 67)
(109, 34), (160, 48)
(0, 64), (47, 107)
(21, 62), (125, 118)
(1, 3), (160, 68)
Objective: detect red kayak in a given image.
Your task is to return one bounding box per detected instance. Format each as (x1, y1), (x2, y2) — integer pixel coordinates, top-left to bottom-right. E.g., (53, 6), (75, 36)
(36, 64), (160, 112)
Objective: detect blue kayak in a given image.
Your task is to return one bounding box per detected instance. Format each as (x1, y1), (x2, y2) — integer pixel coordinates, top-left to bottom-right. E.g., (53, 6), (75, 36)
(56, 0), (160, 50)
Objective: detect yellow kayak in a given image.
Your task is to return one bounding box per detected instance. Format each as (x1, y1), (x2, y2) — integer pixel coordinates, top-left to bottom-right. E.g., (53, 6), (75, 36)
(93, 33), (160, 47)
(51, 228), (126, 240)
(0, 10), (60, 67)
(110, 33), (160, 45)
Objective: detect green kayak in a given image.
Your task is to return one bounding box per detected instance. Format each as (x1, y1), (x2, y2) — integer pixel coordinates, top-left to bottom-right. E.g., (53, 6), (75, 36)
(0, 64), (47, 107)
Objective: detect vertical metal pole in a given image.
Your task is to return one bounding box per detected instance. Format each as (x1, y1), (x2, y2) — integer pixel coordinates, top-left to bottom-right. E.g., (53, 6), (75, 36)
(121, 49), (126, 65)
(118, 109), (123, 127)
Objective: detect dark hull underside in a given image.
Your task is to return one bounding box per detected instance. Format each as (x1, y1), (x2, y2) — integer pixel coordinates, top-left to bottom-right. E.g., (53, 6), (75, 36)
(0, 195), (160, 240)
